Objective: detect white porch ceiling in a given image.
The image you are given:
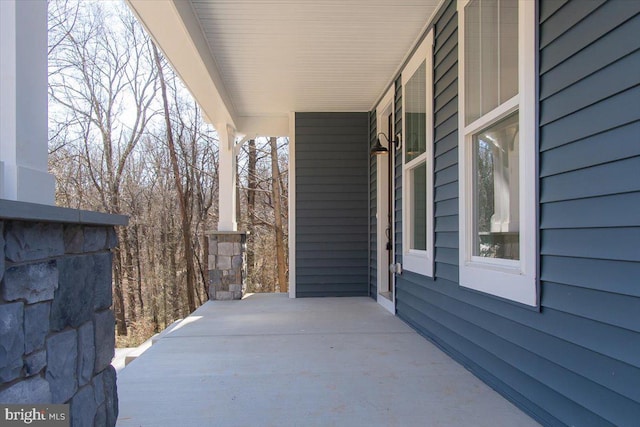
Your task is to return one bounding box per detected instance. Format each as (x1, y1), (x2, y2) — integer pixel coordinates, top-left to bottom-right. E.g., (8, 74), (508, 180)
(128, 0), (442, 134)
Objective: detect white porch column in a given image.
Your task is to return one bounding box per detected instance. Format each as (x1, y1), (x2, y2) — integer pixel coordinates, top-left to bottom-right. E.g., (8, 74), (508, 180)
(0, 0), (55, 205)
(217, 123), (237, 231)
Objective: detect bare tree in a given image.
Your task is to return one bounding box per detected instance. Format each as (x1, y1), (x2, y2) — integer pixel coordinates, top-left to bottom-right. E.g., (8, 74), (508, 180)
(245, 139), (258, 273)
(48, 0), (289, 345)
(152, 44), (197, 313)
(269, 137), (288, 292)
(48, 1), (158, 335)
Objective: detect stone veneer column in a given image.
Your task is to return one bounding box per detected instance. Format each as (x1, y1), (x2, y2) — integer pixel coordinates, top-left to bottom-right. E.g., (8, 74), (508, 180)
(208, 231), (246, 300)
(0, 202), (126, 427)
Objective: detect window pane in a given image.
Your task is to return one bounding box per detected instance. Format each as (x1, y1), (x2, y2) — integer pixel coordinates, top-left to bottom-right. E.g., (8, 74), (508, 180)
(405, 62), (426, 163)
(465, 0), (482, 123)
(473, 112), (519, 260)
(479, 0), (499, 119)
(411, 162), (427, 250)
(465, 0), (519, 125)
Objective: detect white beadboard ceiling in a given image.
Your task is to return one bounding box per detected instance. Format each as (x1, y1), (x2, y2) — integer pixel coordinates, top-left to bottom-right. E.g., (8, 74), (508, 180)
(189, 0), (441, 116)
(127, 0), (442, 134)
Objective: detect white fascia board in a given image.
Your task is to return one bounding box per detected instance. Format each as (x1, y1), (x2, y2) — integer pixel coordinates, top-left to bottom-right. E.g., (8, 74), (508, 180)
(236, 116), (291, 139)
(126, 0), (237, 129)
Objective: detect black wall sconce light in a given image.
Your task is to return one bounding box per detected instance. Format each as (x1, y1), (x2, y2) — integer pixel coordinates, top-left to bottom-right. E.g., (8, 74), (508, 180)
(370, 132), (402, 156)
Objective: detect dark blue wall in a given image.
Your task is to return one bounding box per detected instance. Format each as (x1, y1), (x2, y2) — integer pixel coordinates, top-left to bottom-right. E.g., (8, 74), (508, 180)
(389, 0), (640, 425)
(394, 76), (403, 269)
(295, 112), (369, 297)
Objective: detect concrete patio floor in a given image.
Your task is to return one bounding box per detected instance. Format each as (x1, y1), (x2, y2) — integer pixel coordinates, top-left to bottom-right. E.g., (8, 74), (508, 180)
(116, 293), (539, 427)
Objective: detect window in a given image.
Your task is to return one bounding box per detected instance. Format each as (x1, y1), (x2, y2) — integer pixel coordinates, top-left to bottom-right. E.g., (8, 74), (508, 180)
(473, 112), (519, 260)
(458, 0), (537, 306)
(402, 32), (434, 277)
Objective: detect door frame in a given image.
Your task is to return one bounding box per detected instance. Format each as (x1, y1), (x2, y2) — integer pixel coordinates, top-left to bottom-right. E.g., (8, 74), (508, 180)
(376, 88), (395, 314)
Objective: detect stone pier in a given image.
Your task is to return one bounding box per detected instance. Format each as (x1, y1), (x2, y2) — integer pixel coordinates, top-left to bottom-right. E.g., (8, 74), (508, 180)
(0, 200), (126, 427)
(207, 231), (247, 300)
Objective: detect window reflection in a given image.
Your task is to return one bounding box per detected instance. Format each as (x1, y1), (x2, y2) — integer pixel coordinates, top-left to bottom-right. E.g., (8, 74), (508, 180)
(473, 112), (519, 260)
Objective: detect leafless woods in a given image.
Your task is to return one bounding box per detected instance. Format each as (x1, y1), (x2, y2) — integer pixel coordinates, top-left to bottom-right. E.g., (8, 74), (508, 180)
(47, 0), (289, 344)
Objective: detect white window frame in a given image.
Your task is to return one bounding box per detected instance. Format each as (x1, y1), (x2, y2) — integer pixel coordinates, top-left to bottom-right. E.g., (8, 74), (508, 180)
(458, 0), (537, 306)
(402, 31), (434, 278)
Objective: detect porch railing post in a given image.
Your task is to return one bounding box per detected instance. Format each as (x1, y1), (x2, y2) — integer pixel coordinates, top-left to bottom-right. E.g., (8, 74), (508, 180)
(217, 123), (237, 232)
(0, 0), (55, 205)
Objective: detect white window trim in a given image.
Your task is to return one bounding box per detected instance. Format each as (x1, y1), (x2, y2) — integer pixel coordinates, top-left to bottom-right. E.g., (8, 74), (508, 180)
(402, 30), (434, 278)
(457, 0), (538, 306)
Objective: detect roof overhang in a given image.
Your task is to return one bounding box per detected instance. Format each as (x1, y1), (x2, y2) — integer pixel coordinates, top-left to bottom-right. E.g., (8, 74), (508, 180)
(126, 0), (237, 128)
(126, 0), (442, 137)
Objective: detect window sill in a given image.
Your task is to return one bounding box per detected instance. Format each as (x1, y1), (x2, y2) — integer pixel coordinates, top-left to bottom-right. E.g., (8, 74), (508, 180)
(460, 262), (537, 306)
(403, 250), (433, 278)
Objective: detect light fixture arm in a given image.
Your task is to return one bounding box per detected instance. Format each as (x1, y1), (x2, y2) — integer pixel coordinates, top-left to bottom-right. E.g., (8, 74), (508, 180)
(378, 132), (402, 151)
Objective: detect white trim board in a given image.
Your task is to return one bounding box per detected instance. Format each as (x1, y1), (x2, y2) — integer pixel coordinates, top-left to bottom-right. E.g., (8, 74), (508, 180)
(375, 87), (396, 314)
(288, 112), (297, 298)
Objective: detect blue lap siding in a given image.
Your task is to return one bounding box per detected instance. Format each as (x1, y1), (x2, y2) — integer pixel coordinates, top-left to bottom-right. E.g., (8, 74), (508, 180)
(295, 112), (369, 297)
(394, 75), (403, 268)
(389, 0), (640, 425)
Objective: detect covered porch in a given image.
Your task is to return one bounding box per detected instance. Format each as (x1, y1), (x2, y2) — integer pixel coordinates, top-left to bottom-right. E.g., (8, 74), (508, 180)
(2, 0), (636, 425)
(116, 293), (538, 426)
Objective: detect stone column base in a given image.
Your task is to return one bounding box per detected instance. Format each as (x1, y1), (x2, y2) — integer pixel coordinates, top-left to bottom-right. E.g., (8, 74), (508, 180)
(0, 215), (122, 427)
(207, 231), (246, 300)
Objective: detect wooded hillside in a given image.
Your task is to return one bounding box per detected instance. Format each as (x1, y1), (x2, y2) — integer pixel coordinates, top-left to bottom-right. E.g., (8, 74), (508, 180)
(48, 0), (289, 345)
